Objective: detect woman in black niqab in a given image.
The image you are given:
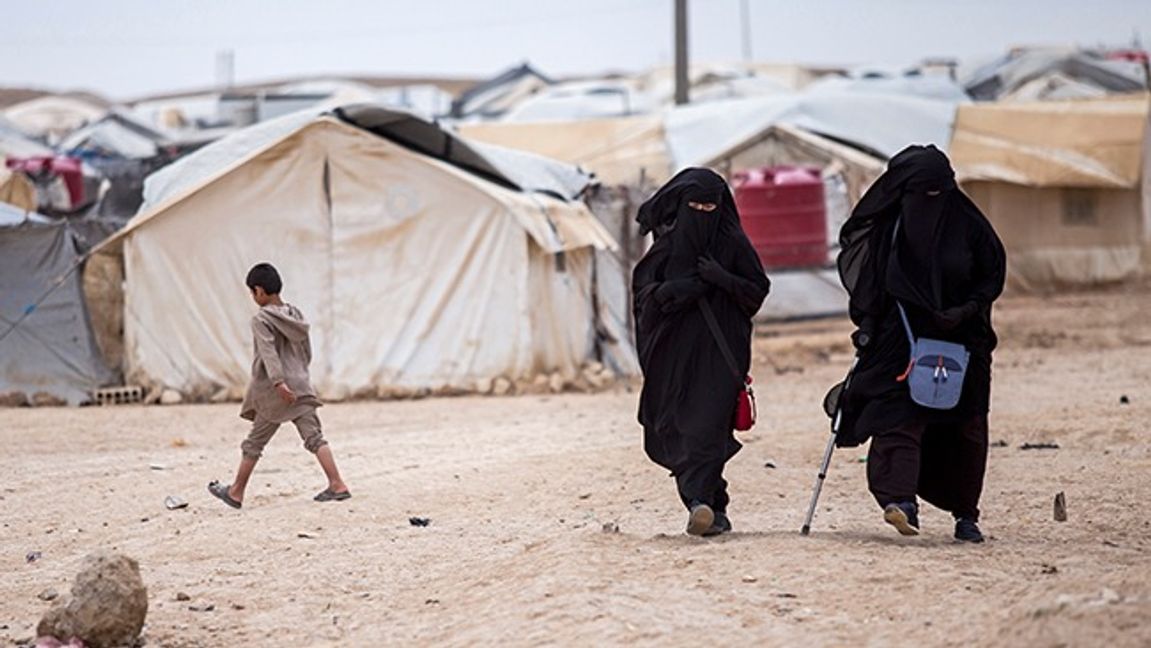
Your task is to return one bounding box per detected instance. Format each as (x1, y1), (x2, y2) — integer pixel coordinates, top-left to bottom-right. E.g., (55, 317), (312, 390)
(836, 144), (1006, 542)
(632, 168), (770, 536)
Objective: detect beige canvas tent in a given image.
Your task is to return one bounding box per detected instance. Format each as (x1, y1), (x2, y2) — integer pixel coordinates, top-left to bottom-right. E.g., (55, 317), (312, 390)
(950, 94), (1151, 290)
(89, 105), (624, 401)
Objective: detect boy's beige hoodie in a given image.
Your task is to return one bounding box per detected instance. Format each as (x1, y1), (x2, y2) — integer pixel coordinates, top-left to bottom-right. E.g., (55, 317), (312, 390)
(240, 303), (321, 423)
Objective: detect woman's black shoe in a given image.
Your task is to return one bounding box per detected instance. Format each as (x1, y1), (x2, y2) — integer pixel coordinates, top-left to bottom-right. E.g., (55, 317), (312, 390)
(954, 518), (985, 543)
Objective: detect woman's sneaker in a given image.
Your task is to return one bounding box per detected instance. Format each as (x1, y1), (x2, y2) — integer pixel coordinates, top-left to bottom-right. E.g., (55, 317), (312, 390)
(703, 511), (732, 537)
(954, 518), (985, 543)
(883, 501), (920, 536)
(686, 502), (715, 536)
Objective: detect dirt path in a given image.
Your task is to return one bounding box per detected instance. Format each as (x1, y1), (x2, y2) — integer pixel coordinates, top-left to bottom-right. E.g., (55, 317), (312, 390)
(2, 284), (1149, 647)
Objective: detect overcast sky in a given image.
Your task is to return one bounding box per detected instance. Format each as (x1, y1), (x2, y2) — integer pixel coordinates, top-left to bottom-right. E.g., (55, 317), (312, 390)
(2, 0), (1149, 99)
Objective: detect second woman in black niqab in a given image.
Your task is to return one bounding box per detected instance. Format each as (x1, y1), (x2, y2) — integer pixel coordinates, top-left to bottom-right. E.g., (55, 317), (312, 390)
(836, 145), (1006, 542)
(632, 168), (770, 536)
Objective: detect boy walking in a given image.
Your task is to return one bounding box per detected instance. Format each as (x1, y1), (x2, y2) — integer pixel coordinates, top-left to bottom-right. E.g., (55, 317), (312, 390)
(208, 263), (350, 508)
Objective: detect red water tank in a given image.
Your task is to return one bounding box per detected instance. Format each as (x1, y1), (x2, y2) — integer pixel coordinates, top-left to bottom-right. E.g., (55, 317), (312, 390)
(733, 166), (828, 269)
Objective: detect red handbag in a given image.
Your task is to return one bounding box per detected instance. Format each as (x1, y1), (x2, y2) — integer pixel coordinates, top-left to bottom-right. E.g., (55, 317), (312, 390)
(700, 300), (758, 432)
(734, 375), (757, 431)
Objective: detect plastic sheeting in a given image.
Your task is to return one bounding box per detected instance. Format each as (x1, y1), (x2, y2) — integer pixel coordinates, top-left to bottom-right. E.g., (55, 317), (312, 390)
(0, 204), (114, 403)
(664, 91), (961, 170)
(97, 116), (621, 399)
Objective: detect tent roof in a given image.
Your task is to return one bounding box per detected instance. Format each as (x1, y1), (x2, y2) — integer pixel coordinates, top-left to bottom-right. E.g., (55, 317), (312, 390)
(59, 109), (174, 159)
(0, 115), (53, 158)
(336, 104), (590, 199)
(665, 90), (960, 169)
(457, 114), (669, 186)
(96, 105), (608, 255)
(964, 50), (1147, 101)
(949, 94), (1151, 188)
(4, 95), (108, 137)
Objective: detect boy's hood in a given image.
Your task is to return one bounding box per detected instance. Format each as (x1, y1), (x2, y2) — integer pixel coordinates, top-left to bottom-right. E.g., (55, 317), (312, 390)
(256, 303), (309, 342)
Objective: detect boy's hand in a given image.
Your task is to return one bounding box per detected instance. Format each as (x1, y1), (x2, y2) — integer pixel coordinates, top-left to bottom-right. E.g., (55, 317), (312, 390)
(274, 381), (297, 405)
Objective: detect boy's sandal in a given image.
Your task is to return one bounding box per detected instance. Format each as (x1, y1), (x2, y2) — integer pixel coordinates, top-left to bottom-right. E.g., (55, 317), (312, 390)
(314, 489), (351, 502)
(208, 480), (242, 509)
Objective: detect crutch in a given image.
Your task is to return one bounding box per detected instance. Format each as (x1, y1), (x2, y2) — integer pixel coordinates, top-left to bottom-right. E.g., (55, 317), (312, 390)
(801, 356), (859, 536)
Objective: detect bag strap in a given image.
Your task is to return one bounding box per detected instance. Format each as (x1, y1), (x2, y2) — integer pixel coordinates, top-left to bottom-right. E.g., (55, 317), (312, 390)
(888, 217), (916, 347)
(895, 301), (916, 346)
(698, 299), (744, 382)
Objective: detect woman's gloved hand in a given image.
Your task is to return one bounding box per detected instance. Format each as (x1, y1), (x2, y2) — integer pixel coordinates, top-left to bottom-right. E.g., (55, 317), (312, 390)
(697, 255), (733, 290)
(934, 301), (980, 331)
(655, 279), (706, 313)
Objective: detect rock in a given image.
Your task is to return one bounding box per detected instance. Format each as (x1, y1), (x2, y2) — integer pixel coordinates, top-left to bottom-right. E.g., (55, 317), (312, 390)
(188, 603), (214, 612)
(474, 377), (493, 395)
(0, 391), (29, 407)
(408, 517), (431, 527)
(30, 392), (66, 407)
(27, 550), (42, 563)
(741, 575), (758, 583)
(174, 592), (191, 602)
(548, 372), (565, 394)
(159, 390), (183, 405)
(37, 588), (58, 601)
(143, 386), (163, 405)
(582, 367), (606, 390)
(163, 495), (188, 510)
(601, 521), (620, 534)
(492, 377), (512, 396)
(1119, 395), (1130, 405)
(763, 461), (777, 469)
(1054, 491), (1067, 522)
(37, 551), (148, 648)
(1020, 442), (1059, 450)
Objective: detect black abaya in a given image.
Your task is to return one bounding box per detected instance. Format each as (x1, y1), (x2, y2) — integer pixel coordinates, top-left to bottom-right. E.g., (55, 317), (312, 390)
(836, 145), (1006, 448)
(632, 168), (770, 511)
(835, 145), (1006, 520)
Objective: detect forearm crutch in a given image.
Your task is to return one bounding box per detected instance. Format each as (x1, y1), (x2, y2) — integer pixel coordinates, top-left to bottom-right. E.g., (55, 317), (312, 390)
(801, 356), (858, 536)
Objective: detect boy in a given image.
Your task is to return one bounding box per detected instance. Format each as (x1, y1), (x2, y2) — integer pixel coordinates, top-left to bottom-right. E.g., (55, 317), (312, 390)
(208, 263), (350, 508)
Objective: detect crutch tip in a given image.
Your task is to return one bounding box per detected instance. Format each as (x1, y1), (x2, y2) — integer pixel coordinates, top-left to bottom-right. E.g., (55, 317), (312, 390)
(800, 525), (810, 536)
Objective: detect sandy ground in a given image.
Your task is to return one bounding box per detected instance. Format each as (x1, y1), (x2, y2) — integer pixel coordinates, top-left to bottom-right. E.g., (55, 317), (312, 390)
(3, 283), (1150, 647)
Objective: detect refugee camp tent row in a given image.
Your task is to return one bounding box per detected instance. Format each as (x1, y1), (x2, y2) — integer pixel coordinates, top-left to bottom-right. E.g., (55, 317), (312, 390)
(950, 94), (1151, 290)
(88, 103), (635, 403)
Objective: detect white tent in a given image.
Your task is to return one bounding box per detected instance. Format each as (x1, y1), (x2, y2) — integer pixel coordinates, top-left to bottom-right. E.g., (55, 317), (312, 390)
(90, 104), (625, 400)
(3, 96), (107, 141)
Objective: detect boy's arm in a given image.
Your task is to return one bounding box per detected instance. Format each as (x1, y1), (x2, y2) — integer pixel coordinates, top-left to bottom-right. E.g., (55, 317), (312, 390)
(252, 317), (285, 385)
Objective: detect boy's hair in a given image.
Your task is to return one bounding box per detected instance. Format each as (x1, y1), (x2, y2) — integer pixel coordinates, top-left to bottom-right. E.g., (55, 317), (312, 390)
(246, 263), (282, 295)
